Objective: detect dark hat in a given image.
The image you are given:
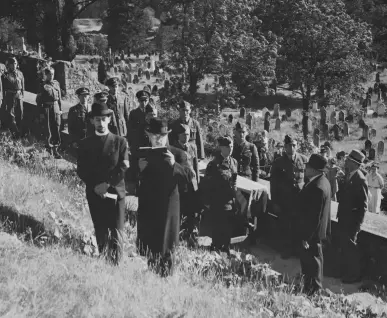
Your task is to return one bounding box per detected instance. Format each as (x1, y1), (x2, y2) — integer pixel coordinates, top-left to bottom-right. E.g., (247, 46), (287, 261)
(145, 104), (156, 114)
(307, 154), (328, 172)
(284, 134), (296, 145)
(218, 136), (233, 147)
(173, 123), (190, 135)
(276, 142), (284, 148)
(320, 145), (328, 154)
(177, 100), (191, 110)
(94, 91), (109, 100)
(7, 57), (17, 64)
(347, 149), (366, 165)
(235, 122), (247, 132)
(76, 87), (90, 95)
(145, 117), (171, 135)
(323, 141), (332, 150)
(90, 103), (113, 117)
(105, 77), (119, 87)
(136, 90), (151, 100)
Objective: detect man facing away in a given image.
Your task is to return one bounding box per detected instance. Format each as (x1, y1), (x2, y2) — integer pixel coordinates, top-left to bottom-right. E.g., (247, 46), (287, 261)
(298, 154), (331, 295)
(77, 102), (129, 265)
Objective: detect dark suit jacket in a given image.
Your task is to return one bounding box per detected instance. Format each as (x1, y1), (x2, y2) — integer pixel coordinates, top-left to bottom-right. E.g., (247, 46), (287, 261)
(106, 94), (131, 137)
(127, 107), (146, 148)
(337, 169), (368, 231)
(232, 141), (260, 181)
(299, 174), (331, 242)
(77, 133), (129, 199)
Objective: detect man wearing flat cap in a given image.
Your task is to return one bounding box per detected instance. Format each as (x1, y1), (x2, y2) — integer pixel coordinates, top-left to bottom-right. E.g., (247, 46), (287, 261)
(232, 122), (259, 182)
(136, 117), (193, 276)
(298, 154), (331, 295)
(200, 135), (238, 254)
(68, 87), (93, 148)
(77, 102), (129, 265)
(169, 101), (205, 160)
(1, 56), (25, 138)
(270, 134), (308, 259)
(106, 77), (131, 137)
(336, 149), (368, 283)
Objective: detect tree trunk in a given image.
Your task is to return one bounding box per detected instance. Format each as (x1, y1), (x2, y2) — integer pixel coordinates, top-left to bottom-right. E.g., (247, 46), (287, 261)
(43, 0), (63, 60)
(61, 0), (77, 61)
(301, 85), (311, 140)
(188, 72), (198, 96)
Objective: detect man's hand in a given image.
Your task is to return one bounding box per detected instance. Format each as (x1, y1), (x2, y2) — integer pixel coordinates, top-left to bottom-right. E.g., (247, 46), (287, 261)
(94, 182), (110, 197)
(302, 240), (309, 250)
(138, 158), (148, 172)
(165, 150), (175, 166)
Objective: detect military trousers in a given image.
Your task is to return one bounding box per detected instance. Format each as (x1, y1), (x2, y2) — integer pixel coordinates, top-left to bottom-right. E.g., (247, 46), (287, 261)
(300, 241), (323, 295)
(2, 94), (24, 137)
(86, 188), (125, 265)
(43, 105), (61, 148)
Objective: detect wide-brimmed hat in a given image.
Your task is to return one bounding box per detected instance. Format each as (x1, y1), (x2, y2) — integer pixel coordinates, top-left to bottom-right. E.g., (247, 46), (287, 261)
(346, 149), (366, 165)
(76, 87), (90, 96)
(145, 118), (171, 135)
(218, 136), (233, 147)
(90, 102), (113, 117)
(136, 90), (151, 100)
(307, 154), (328, 172)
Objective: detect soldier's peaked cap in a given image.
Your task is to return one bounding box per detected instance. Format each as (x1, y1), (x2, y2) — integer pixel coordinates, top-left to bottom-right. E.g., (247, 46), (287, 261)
(94, 91), (108, 99)
(136, 90), (151, 100)
(105, 77), (119, 86)
(76, 87), (90, 95)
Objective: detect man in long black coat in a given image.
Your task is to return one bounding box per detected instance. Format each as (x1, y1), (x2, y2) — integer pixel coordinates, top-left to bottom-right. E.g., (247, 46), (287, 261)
(136, 118), (192, 276)
(298, 154), (331, 295)
(77, 102), (129, 265)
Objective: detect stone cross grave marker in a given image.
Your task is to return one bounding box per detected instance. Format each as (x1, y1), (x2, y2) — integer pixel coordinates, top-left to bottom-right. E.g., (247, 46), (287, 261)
(264, 119), (270, 132)
(369, 148), (376, 160)
(240, 107), (246, 119)
(333, 124), (341, 140)
(370, 128), (377, 139)
(313, 134), (320, 148)
(377, 141), (385, 156)
(320, 107), (327, 124)
(343, 122), (349, 137)
(365, 139), (372, 151)
(338, 111), (345, 122)
(228, 114), (233, 124)
(330, 111), (336, 124)
(275, 118), (281, 130)
(273, 104), (280, 118)
(286, 108), (292, 118)
(362, 124), (369, 139)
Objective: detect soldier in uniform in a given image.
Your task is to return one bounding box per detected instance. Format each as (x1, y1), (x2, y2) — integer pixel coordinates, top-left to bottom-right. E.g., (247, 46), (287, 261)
(94, 91), (109, 104)
(36, 67), (62, 159)
(232, 122), (259, 181)
(1, 57), (25, 138)
(169, 101), (205, 160)
(270, 134), (308, 259)
(68, 87), (92, 148)
(106, 77), (131, 137)
(200, 136), (238, 254)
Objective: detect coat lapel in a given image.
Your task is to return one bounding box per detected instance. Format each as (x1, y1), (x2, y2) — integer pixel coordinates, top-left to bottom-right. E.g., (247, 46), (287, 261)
(102, 132), (114, 155)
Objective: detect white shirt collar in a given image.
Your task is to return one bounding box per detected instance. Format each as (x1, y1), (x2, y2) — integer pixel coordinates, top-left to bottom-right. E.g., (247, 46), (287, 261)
(95, 130), (109, 136)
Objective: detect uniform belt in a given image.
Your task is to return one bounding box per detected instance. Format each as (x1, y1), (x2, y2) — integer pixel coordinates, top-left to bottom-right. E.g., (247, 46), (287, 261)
(43, 101), (59, 105)
(5, 89), (21, 93)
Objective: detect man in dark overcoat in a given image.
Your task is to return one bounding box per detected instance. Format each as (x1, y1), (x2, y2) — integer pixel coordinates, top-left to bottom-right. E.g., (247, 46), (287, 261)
(169, 101), (205, 160)
(298, 154), (331, 295)
(136, 118), (192, 276)
(337, 149), (368, 283)
(77, 102), (129, 265)
(270, 134), (308, 259)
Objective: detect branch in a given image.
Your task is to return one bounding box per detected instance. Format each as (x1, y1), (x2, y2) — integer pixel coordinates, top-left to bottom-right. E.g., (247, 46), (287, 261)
(72, 0), (100, 20)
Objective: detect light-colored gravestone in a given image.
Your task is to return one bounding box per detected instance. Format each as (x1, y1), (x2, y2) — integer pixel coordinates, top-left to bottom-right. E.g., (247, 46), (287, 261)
(322, 123), (329, 140)
(275, 118), (281, 130)
(362, 125), (369, 139)
(286, 108), (292, 118)
(343, 122), (349, 137)
(333, 124), (341, 140)
(262, 107), (269, 117)
(312, 101), (318, 111)
(330, 111), (336, 124)
(246, 113), (252, 128)
(377, 141), (385, 156)
(370, 128), (377, 139)
(320, 107), (327, 124)
(219, 124), (226, 135)
(365, 139), (372, 151)
(313, 134), (320, 148)
(338, 111), (345, 122)
(377, 103), (386, 116)
(273, 104), (280, 118)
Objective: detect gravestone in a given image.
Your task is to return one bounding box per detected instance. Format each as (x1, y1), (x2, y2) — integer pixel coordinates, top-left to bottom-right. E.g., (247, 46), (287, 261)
(313, 134), (320, 148)
(320, 107), (327, 124)
(275, 118), (281, 130)
(286, 108), (292, 118)
(246, 113), (252, 128)
(362, 125), (369, 139)
(228, 114), (233, 124)
(365, 139), (372, 151)
(205, 83), (209, 91)
(152, 85), (158, 95)
(359, 119), (365, 129)
(370, 128), (377, 139)
(262, 107), (269, 117)
(338, 111), (345, 122)
(282, 114), (288, 121)
(133, 74), (139, 84)
(373, 112), (378, 118)
(343, 122), (349, 137)
(264, 119), (270, 132)
(219, 124), (226, 135)
(312, 101), (318, 111)
(330, 111), (336, 124)
(127, 73), (132, 83)
(164, 79), (170, 90)
(377, 103), (386, 116)
(138, 68), (142, 78)
(264, 111), (271, 121)
(145, 70), (150, 80)
(369, 148), (376, 160)
(273, 104), (280, 118)
(240, 107), (246, 119)
(377, 141), (385, 156)
(346, 114), (354, 123)
(333, 124), (341, 140)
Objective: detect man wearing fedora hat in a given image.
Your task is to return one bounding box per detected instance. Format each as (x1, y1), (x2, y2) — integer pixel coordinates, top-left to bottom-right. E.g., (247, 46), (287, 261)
(136, 117), (193, 276)
(298, 154), (331, 295)
(68, 87), (93, 148)
(77, 102), (129, 265)
(336, 149), (368, 283)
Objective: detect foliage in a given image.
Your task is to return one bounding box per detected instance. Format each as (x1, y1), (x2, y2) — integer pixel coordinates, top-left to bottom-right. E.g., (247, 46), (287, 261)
(0, 18), (23, 50)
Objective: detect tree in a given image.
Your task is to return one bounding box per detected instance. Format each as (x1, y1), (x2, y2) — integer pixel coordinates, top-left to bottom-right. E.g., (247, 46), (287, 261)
(256, 0), (372, 138)
(160, 0), (278, 96)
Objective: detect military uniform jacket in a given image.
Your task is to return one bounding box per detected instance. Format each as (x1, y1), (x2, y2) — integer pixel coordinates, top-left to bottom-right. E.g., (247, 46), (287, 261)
(36, 80), (62, 112)
(201, 154), (238, 210)
(169, 117), (205, 160)
(127, 107), (146, 148)
(68, 103), (93, 142)
(173, 141), (200, 187)
(2, 69), (24, 99)
(270, 152), (308, 205)
(337, 169), (368, 231)
(77, 132), (129, 199)
(106, 94), (131, 137)
(232, 141), (260, 181)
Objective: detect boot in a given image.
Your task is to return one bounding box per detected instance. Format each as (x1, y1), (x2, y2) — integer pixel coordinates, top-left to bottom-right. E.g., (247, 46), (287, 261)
(53, 147), (62, 159)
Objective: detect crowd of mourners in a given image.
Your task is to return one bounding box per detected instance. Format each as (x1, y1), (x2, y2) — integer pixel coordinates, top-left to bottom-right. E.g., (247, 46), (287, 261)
(0, 56), (385, 295)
